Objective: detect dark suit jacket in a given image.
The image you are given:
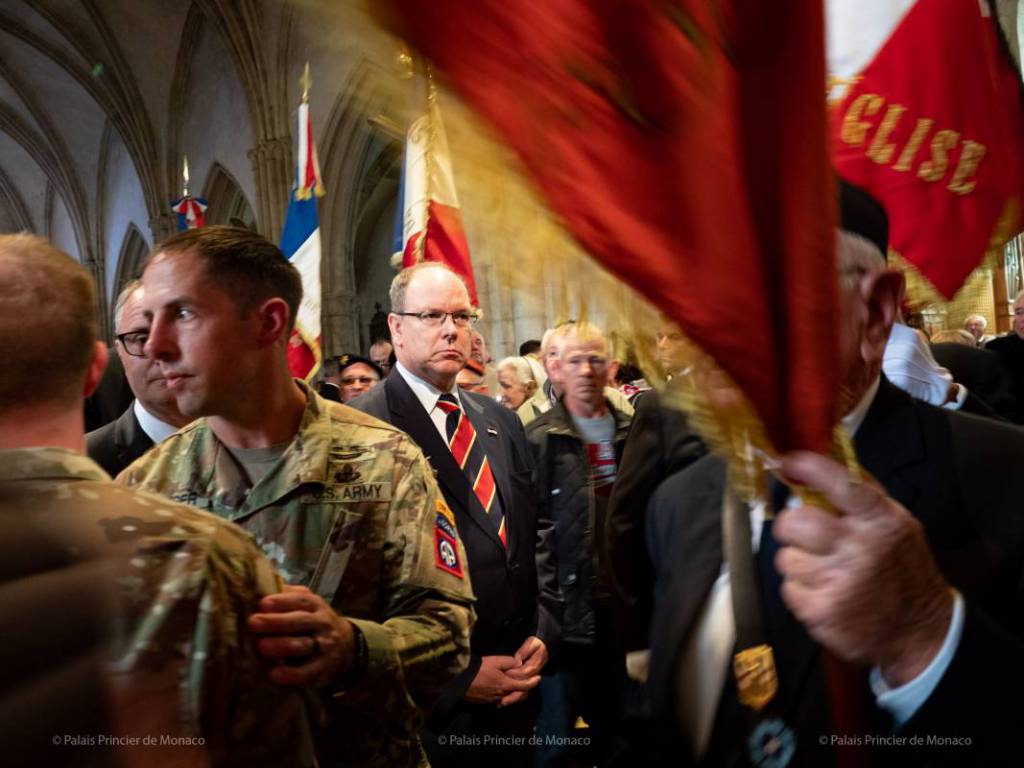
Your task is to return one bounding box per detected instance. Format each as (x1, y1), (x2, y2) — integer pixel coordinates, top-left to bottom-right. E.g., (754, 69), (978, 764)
(646, 377), (1024, 765)
(85, 402), (154, 477)
(350, 373), (561, 717)
(83, 348), (133, 433)
(931, 341), (1019, 423)
(605, 386), (707, 649)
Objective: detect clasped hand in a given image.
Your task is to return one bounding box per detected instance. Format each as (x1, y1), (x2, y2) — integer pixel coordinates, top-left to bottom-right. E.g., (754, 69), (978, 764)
(465, 636), (547, 707)
(773, 452), (953, 687)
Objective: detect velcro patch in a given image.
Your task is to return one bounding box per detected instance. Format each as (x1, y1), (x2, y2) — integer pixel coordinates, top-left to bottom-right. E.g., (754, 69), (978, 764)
(435, 512), (457, 539)
(434, 527), (463, 579)
(301, 482), (392, 503)
(436, 498), (456, 527)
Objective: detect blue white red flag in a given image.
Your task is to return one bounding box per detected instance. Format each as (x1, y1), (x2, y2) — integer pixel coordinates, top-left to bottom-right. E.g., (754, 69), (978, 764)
(170, 195), (207, 231)
(395, 79), (479, 305)
(280, 98), (325, 381)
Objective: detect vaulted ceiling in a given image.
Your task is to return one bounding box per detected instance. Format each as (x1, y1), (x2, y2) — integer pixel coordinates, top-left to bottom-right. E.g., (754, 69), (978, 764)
(0, 0), (404, 349)
(1, 0), (1020, 351)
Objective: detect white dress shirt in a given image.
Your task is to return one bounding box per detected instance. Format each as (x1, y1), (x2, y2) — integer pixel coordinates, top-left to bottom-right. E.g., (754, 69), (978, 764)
(394, 361), (463, 442)
(133, 399), (179, 445)
(677, 375), (964, 756)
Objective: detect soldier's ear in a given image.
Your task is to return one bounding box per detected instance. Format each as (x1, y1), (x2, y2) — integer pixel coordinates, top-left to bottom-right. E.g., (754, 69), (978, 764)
(256, 297), (291, 347)
(83, 341), (108, 398)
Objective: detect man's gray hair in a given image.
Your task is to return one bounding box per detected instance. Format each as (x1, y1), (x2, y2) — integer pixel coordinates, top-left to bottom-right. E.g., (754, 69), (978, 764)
(540, 321), (577, 358)
(113, 279), (142, 332)
(389, 262), (469, 312)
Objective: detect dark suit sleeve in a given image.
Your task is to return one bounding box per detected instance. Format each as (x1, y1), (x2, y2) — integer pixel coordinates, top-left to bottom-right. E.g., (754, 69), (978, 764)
(899, 602), (1024, 761)
(957, 389), (1000, 421)
(85, 421), (119, 477)
(605, 389), (706, 649)
(504, 408), (561, 650)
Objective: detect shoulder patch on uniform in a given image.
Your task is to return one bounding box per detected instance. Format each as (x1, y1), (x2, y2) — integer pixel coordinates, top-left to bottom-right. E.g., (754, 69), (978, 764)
(436, 498), (456, 527)
(434, 522), (463, 580)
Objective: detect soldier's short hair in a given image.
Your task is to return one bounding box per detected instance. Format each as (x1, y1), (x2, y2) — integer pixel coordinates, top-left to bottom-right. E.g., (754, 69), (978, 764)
(389, 262), (469, 313)
(0, 234), (98, 408)
(151, 226), (303, 331)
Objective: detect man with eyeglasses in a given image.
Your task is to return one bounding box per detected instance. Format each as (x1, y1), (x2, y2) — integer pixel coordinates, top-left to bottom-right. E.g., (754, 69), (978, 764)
(524, 321), (633, 767)
(86, 280), (191, 476)
(319, 354), (383, 404)
(351, 261), (561, 768)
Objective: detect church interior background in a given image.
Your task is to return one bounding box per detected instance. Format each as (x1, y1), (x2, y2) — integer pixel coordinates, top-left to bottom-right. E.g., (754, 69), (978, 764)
(2, 0), (1024, 357)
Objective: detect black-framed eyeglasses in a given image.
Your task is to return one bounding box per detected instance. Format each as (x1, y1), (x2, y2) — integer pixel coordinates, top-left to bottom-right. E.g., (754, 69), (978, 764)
(116, 331), (148, 357)
(395, 310), (479, 328)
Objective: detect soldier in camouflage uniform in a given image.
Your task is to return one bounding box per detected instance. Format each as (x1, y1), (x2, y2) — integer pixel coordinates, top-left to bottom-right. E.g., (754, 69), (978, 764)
(116, 226), (476, 767)
(0, 233), (316, 767)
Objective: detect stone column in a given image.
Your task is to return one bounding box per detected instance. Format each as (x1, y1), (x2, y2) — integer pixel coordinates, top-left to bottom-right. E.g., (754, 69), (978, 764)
(323, 287), (360, 354)
(148, 212), (179, 244)
(247, 136), (292, 241)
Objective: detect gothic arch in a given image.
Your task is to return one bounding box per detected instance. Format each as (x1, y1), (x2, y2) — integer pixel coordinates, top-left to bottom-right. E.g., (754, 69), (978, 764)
(202, 162), (256, 229)
(112, 224), (149, 309)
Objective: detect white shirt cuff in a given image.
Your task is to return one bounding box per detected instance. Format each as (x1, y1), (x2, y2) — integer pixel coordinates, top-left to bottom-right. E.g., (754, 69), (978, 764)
(941, 383), (969, 410)
(870, 589), (964, 727)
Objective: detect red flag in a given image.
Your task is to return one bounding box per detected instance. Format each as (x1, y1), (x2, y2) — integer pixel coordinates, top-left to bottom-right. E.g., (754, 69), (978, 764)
(831, 0), (1024, 299)
(398, 82), (480, 305)
(385, 0), (837, 453)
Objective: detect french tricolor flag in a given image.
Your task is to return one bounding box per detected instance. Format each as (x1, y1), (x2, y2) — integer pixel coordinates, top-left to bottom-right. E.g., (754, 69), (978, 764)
(170, 196), (207, 231)
(280, 98), (325, 381)
(394, 82), (479, 305)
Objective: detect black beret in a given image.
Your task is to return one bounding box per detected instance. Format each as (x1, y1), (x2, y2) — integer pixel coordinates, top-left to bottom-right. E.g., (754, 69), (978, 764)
(336, 354), (384, 379)
(839, 179), (888, 259)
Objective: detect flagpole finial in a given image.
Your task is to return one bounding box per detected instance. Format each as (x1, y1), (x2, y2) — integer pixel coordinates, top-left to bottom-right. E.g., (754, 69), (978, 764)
(182, 155), (190, 197)
(300, 62), (311, 104)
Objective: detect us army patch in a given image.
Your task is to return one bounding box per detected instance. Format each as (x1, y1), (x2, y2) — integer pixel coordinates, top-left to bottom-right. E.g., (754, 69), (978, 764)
(302, 482), (392, 503)
(434, 526), (463, 579)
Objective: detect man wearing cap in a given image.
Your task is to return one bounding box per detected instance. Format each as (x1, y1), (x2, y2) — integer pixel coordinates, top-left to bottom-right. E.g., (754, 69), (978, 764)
(322, 354), (384, 404)
(645, 181), (1024, 765)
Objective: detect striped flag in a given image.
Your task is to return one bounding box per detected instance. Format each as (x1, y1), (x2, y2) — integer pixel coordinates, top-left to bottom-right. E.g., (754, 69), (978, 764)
(170, 196), (207, 231)
(170, 156), (206, 231)
(280, 94), (325, 381)
(395, 76), (479, 305)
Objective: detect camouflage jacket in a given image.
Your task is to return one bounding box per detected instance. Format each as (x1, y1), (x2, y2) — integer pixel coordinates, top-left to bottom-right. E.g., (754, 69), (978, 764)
(0, 447), (317, 766)
(118, 384), (476, 768)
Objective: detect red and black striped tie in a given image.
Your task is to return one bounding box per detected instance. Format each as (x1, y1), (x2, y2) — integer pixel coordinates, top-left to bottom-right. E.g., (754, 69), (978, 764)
(436, 393), (506, 547)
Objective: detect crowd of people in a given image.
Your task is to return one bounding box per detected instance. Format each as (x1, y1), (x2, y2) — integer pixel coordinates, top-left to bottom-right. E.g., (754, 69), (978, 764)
(4, 180), (1024, 767)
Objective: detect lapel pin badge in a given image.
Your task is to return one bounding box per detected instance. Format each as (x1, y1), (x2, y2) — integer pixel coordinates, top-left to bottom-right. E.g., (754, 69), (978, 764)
(487, 427), (498, 436)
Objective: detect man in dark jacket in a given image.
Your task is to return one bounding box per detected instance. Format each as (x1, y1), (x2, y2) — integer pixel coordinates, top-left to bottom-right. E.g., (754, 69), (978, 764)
(526, 321), (631, 767)
(86, 280), (190, 475)
(985, 290), (1024, 417)
(351, 262), (561, 768)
